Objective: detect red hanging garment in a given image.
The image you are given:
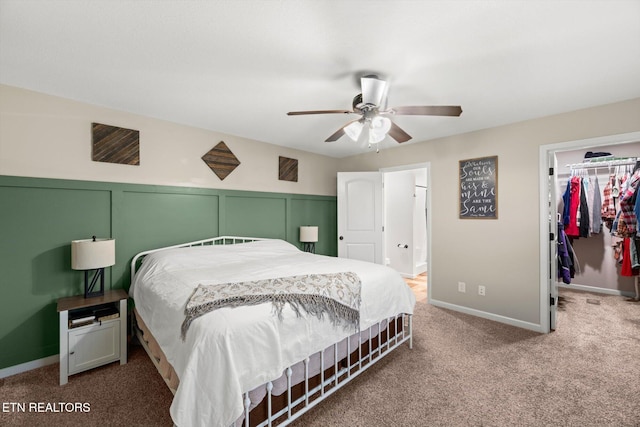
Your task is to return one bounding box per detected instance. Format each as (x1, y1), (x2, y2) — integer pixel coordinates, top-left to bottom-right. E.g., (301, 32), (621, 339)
(565, 176), (581, 237)
(620, 238), (639, 277)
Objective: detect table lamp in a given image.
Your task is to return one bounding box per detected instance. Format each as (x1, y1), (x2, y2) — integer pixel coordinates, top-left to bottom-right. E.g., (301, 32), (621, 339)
(299, 226), (318, 253)
(71, 236), (115, 298)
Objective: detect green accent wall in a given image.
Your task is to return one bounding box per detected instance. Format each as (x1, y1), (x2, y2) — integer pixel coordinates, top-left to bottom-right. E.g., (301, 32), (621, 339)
(0, 175), (337, 369)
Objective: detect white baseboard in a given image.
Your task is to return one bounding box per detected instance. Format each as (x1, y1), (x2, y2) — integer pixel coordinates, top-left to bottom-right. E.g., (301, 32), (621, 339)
(0, 354), (59, 379)
(558, 283), (635, 298)
(429, 299), (544, 333)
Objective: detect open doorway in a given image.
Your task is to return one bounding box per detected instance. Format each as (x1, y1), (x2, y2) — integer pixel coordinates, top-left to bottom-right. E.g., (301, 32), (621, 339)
(381, 163), (430, 303)
(539, 131), (640, 332)
(336, 163), (432, 304)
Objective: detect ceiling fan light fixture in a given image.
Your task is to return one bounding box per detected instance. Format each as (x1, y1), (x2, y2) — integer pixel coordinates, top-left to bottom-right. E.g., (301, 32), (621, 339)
(344, 120), (364, 141)
(368, 116), (391, 144)
(368, 130), (386, 144)
(287, 74), (461, 151)
(371, 116), (391, 134)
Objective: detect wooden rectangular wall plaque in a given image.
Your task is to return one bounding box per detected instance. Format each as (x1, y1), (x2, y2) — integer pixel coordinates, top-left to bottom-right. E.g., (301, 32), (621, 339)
(279, 156), (298, 182)
(92, 123), (140, 165)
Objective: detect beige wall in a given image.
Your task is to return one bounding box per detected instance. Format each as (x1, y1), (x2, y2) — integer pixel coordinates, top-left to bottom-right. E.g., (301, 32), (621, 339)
(3, 83), (638, 330)
(338, 97), (640, 328)
(0, 84), (339, 196)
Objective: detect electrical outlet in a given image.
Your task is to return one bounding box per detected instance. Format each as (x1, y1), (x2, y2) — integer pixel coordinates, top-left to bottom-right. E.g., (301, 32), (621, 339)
(458, 282), (466, 293)
(478, 285), (486, 296)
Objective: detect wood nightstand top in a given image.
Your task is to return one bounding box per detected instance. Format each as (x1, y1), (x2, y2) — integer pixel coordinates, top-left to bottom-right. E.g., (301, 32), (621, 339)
(57, 289), (128, 312)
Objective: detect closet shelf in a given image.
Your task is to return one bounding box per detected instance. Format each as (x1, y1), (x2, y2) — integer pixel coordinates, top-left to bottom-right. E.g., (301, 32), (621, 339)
(566, 156), (638, 170)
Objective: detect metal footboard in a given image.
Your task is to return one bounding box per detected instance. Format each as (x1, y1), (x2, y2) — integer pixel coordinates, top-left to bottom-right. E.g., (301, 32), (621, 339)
(238, 312), (413, 427)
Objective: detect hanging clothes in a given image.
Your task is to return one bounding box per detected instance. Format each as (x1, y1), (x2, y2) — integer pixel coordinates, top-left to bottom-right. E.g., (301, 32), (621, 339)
(562, 180), (571, 227)
(579, 178), (590, 237)
(557, 222), (573, 284)
(634, 159), (640, 238)
(591, 175), (603, 234)
(560, 159), (640, 291)
(620, 238), (640, 277)
(617, 170), (640, 237)
(565, 176), (582, 237)
(635, 183), (640, 238)
(601, 174), (617, 230)
(631, 238), (640, 270)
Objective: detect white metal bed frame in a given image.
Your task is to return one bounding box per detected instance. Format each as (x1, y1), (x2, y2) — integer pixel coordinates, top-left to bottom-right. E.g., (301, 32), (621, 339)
(130, 236), (413, 427)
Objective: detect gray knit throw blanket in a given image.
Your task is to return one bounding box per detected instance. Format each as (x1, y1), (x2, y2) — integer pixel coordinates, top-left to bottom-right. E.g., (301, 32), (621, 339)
(181, 272), (361, 340)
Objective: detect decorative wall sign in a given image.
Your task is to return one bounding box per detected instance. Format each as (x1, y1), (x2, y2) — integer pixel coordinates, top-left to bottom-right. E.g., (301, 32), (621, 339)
(459, 155), (498, 219)
(92, 123), (140, 165)
(279, 156), (298, 182)
(202, 141), (240, 180)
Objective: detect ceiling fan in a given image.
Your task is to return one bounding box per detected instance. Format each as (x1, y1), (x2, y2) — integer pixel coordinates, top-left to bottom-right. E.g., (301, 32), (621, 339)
(287, 74), (462, 148)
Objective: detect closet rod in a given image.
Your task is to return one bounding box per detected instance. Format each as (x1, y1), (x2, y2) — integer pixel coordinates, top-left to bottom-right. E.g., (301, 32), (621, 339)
(566, 157), (639, 170)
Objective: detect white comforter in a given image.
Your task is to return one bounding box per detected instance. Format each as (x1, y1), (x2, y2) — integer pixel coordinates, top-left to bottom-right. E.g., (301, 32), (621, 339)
(130, 239), (416, 427)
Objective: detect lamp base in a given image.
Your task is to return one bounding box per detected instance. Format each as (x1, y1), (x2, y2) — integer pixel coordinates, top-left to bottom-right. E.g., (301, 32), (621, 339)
(84, 268), (105, 298)
(303, 242), (316, 254)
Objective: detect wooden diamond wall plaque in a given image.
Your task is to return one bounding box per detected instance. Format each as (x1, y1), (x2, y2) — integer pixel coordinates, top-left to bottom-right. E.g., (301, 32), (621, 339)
(92, 122), (140, 165)
(202, 141), (240, 180)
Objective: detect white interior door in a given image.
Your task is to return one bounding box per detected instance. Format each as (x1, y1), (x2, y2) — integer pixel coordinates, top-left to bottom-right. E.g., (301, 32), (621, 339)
(337, 172), (383, 264)
(548, 152), (558, 330)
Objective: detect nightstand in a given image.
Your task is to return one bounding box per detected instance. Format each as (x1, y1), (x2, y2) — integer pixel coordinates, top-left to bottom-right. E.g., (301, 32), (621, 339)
(57, 289), (128, 385)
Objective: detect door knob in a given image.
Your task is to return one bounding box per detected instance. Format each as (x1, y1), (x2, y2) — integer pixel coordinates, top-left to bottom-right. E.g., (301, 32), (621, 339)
(339, 236), (344, 240)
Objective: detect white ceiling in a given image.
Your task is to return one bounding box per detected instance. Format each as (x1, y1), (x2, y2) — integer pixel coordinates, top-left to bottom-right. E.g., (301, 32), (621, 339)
(1, 0), (639, 158)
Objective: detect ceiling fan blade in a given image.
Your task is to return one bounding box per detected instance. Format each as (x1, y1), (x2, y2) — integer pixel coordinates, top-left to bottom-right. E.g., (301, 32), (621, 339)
(392, 106), (463, 116)
(287, 110), (352, 116)
(361, 75), (387, 106)
(388, 121), (412, 143)
(325, 119), (362, 142)
(325, 127), (346, 142)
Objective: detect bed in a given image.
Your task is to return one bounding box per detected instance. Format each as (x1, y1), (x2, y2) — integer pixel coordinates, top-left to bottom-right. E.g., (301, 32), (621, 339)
(130, 236), (416, 427)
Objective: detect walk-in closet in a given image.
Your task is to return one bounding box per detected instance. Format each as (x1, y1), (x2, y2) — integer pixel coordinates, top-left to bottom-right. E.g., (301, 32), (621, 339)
(555, 142), (640, 300)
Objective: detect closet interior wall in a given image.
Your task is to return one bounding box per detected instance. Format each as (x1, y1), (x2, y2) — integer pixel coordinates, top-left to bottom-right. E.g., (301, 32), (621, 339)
(555, 142), (640, 297)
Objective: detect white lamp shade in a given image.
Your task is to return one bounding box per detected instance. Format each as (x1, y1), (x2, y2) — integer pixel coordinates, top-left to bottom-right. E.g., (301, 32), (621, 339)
(299, 226), (319, 243)
(71, 238), (115, 270)
(344, 121), (364, 141)
(369, 116), (391, 144)
(371, 116), (391, 134)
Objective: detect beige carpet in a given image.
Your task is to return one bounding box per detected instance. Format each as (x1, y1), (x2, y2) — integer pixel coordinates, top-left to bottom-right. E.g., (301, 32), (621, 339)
(1, 288), (638, 427)
(299, 289), (640, 427)
(0, 343), (174, 426)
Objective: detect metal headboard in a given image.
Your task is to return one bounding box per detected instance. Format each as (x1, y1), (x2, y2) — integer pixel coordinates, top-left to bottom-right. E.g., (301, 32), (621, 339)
(130, 236), (270, 284)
